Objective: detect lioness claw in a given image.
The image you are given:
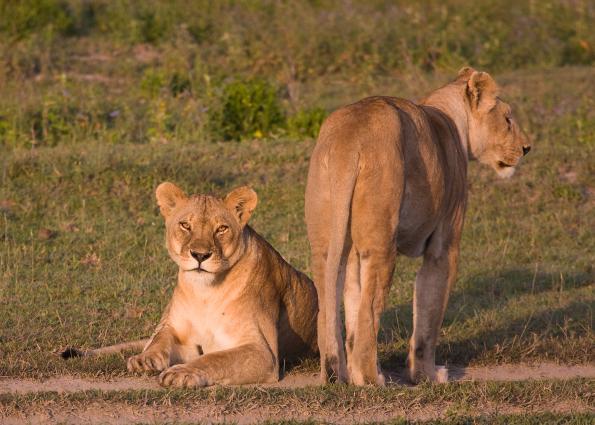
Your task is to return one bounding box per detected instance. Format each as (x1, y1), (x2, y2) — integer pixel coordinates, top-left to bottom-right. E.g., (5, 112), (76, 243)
(159, 365), (209, 388)
(127, 351), (168, 373)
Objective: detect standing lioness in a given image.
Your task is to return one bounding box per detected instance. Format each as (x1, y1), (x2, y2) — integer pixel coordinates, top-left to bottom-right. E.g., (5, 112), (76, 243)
(306, 67), (530, 385)
(69, 183), (318, 387)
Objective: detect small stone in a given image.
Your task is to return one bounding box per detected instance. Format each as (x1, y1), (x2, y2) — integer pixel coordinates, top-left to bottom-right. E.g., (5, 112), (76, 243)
(38, 228), (57, 240)
(125, 306), (145, 319)
(0, 199), (16, 214)
(80, 253), (101, 267)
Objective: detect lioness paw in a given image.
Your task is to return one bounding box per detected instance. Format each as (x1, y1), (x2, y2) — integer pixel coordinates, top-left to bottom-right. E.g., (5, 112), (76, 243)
(435, 365), (449, 383)
(159, 364), (210, 388)
(127, 351), (169, 373)
(408, 364), (449, 384)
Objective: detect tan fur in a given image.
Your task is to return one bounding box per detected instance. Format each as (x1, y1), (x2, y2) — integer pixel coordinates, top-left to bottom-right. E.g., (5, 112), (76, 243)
(60, 340), (149, 359)
(305, 68), (530, 385)
(121, 183), (318, 387)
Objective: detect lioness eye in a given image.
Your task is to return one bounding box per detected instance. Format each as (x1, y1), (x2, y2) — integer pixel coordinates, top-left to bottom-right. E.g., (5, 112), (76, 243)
(216, 225), (229, 235)
(505, 116), (512, 129)
(179, 222), (191, 231)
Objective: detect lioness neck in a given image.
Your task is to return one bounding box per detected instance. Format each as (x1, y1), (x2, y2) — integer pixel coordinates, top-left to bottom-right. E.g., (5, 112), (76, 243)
(422, 83), (470, 160)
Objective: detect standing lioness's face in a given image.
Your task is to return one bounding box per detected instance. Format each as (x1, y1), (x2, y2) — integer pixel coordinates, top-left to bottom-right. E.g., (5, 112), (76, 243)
(155, 182), (257, 276)
(460, 67), (531, 178)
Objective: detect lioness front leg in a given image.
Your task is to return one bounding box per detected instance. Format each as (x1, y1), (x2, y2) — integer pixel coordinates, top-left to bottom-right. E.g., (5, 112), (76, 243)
(127, 323), (175, 374)
(408, 238), (460, 384)
(158, 343), (276, 388)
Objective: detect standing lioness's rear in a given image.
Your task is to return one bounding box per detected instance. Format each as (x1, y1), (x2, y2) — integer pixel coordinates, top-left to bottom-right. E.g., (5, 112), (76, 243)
(306, 67), (530, 385)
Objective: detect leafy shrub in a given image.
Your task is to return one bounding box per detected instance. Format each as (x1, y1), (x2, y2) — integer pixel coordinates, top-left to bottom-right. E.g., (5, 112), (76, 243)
(287, 108), (327, 139)
(562, 37), (595, 66)
(212, 79), (285, 141)
(553, 184), (583, 202)
(169, 73), (192, 97)
(0, 114), (16, 146)
(25, 100), (76, 147)
(140, 69), (166, 98)
(0, 0), (75, 39)
(138, 10), (169, 44)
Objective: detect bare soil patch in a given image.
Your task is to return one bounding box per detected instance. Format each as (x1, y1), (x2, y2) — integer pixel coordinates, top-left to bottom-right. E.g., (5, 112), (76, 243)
(1, 362), (594, 394)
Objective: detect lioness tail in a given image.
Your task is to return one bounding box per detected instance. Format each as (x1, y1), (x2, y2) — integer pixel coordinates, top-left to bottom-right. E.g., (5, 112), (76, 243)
(60, 339), (149, 359)
(324, 148), (359, 380)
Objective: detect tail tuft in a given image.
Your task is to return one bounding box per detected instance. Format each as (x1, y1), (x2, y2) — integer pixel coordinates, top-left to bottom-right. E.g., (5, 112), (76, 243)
(60, 347), (85, 359)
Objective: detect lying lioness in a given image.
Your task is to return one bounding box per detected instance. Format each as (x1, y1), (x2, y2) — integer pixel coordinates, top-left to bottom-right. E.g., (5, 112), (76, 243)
(305, 67), (530, 385)
(64, 183), (318, 388)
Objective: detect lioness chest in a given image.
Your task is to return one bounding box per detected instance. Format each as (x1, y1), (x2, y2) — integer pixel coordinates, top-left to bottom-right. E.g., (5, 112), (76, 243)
(167, 277), (255, 362)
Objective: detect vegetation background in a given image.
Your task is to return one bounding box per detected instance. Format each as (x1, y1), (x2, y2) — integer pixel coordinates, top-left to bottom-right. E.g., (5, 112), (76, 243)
(0, 1), (593, 423)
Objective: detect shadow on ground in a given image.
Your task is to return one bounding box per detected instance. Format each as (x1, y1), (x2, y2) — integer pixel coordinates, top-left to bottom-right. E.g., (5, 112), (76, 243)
(378, 268), (593, 369)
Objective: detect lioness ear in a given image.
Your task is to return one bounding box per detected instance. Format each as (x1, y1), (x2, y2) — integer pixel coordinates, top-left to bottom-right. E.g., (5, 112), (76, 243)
(466, 71), (499, 112)
(224, 186), (258, 227)
(156, 182), (187, 218)
(457, 66), (476, 81)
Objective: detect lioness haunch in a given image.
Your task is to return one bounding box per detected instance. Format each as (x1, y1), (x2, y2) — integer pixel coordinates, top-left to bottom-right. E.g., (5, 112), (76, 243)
(306, 67), (531, 385)
(63, 184), (318, 388)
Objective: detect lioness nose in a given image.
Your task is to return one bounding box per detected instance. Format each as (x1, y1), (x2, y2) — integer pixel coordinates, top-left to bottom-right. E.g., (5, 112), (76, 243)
(190, 250), (212, 262)
(522, 145), (531, 156)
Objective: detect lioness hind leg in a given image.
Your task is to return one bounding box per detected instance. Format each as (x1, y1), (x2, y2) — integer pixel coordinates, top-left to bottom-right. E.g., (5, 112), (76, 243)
(343, 248), (361, 380)
(323, 258), (348, 383)
(349, 249), (395, 385)
(408, 245), (459, 384)
(310, 249), (332, 383)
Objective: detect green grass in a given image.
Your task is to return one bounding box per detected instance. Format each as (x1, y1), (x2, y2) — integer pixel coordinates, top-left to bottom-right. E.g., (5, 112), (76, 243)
(1, 1), (595, 148)
(0, 2), (594, 423)
(1, 67), (594, 379)
(0, 379), (592, 420)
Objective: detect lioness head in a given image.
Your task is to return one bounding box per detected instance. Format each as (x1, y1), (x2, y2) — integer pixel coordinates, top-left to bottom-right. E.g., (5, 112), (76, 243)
(155, 182), (257, 281)
(458, 67), (531, 178)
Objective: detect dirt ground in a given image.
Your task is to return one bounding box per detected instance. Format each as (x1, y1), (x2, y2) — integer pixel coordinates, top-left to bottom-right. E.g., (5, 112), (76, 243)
(2, 362), (594, 394)
(1, 363), (594, 424)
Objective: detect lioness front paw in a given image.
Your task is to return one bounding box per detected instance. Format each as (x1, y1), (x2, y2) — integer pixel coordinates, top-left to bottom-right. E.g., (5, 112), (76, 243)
(127, 351), (169, 373)
(159, 364), (210, 388)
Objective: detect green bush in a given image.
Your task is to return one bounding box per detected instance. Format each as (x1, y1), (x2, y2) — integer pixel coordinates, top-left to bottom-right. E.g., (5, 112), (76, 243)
(140, 69), (166, 98)
(138, 10), (169, 44)
(212, 79), (286, 141)
(169, 72), (192, 97)
(0, 0), (75, 40)
(1, 0), (593, 148)
(1, 1), (594, 72)
(553, 184), (583, 202)
(287, 108), (327, 139)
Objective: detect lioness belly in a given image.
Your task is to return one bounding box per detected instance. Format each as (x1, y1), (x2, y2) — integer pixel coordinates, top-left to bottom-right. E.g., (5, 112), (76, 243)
(395, 229), (431, 257)
(396, 205), (438, 258)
